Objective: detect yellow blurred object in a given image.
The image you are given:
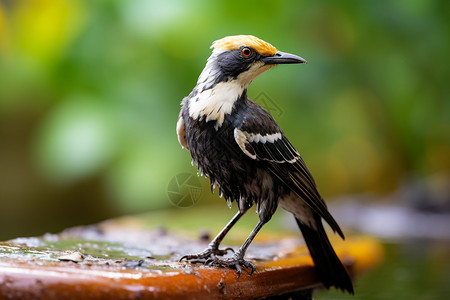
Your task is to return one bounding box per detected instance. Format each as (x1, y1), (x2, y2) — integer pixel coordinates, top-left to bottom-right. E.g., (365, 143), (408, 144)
(340, 236), (384, 275)
(262, 235), (384, 277)
(11, 0), (85, 63)
(0, 3), (7, 51)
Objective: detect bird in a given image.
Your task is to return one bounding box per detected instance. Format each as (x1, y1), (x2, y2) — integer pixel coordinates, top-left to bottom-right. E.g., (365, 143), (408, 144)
(177, 35), (354, 293)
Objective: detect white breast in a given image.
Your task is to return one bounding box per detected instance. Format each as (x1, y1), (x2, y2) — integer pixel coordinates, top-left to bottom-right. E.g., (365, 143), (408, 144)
(188, 80), (244, 129)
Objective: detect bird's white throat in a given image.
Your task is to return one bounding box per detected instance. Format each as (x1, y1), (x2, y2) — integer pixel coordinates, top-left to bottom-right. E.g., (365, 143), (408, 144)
(188, 80), (244, 129)
(188, 61), (271, 129)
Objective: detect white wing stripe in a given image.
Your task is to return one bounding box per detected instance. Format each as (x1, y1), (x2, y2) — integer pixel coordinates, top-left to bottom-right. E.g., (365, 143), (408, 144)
(236, 129), (300, 163)
(244, 132), (282, 143)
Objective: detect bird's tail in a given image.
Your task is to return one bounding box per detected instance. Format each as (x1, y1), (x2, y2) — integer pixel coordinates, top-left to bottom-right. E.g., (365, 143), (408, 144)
(295, 215), (354, 294)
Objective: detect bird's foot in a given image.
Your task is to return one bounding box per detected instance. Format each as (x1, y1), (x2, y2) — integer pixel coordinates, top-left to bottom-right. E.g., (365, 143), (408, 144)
(179, 245), (234, 262)
(205, 253), (255, 278)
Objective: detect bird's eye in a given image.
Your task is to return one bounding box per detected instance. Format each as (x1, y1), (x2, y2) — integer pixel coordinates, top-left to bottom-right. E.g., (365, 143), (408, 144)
(241, 47), (252, 57)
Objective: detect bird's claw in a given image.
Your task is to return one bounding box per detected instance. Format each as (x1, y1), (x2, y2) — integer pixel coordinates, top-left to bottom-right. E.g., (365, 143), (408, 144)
(180, 246), (254, 278)
(206, 255), (255, 278)
(179, 246), (234, 262)
(222, 247), (235, 254)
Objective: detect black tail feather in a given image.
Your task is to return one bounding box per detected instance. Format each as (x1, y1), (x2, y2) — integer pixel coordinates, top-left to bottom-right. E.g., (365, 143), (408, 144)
(296, 215), (354, 294)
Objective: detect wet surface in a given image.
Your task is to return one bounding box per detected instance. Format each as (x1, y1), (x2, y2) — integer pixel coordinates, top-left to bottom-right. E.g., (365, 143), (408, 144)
(0, 212), (382, 299)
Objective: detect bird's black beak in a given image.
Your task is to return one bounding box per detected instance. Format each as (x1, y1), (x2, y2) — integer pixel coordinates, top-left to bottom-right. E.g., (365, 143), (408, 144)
(262, 51), (307, 65)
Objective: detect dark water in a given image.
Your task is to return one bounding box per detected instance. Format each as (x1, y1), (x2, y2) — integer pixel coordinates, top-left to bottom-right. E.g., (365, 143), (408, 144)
(316, 240), (450, 299)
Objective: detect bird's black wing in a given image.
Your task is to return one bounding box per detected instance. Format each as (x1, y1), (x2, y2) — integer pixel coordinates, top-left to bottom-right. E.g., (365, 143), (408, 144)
(234, 103), (344, 238)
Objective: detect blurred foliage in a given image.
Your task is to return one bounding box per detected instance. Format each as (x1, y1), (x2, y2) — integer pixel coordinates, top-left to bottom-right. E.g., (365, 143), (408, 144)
(0, 0), (449, 238)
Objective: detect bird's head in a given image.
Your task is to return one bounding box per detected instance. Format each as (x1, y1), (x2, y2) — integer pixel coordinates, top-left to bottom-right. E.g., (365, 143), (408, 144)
(186, 35), (306, 128)
(197, 35), (307, 90)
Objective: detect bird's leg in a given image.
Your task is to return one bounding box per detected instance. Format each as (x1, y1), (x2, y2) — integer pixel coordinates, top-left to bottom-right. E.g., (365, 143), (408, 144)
(180, 209), (247, 262)
(206, 220), (265, 277)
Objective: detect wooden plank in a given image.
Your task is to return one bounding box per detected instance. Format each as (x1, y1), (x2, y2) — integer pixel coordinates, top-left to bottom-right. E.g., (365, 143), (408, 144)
(0, 211), (383, 299)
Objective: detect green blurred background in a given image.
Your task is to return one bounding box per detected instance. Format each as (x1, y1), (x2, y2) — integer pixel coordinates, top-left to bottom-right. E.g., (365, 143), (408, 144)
(0, 0), (449, 240)
(1, 0), (450, 298)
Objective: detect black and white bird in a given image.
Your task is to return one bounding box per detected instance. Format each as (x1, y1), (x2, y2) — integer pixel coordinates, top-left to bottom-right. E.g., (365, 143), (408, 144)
(177, 35), (353, 293)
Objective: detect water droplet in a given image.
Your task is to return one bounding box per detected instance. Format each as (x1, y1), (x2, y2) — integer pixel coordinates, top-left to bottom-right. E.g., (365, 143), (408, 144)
(191, 160), (194, 166)
(219, 191), (223, 198)
(227, 198), (232, 208)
